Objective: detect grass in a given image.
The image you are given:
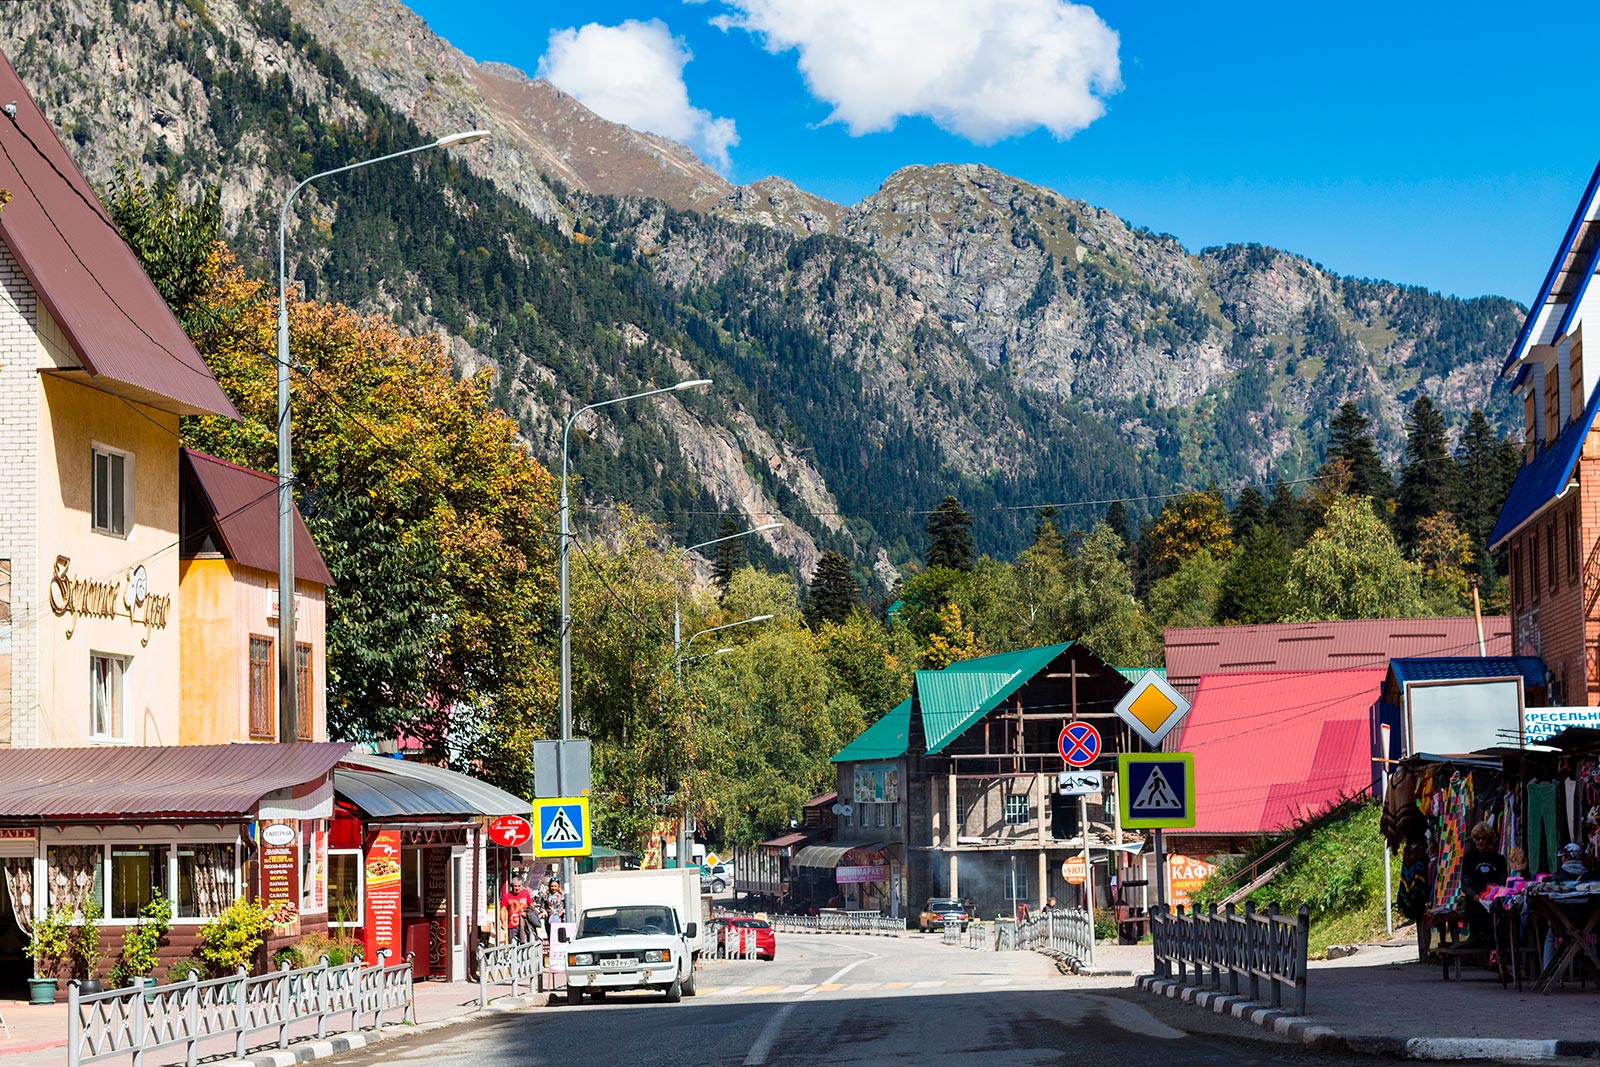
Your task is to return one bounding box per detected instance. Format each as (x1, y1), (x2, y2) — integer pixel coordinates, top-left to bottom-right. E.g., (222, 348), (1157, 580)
(1194, 800), (1399, 959)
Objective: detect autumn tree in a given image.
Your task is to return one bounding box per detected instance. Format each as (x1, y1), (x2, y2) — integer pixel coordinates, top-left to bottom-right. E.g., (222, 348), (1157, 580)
(1412, 513), (1475, 615)
(104, 163), (226, 332)
(1282, 494), (1425, 620)
(1142, 489), (1233, 579)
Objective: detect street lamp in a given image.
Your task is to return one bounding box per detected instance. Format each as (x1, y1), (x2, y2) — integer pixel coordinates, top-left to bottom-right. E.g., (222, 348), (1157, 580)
(559, 379), (712, 883)
(275, 129), (489, 744)
(673, 613), (773, 869)
(670, 522), (783, 670)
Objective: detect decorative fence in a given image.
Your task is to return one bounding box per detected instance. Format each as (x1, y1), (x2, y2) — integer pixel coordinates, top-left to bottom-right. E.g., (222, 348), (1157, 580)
(1012, 909), (1096, 969)
(68, 953), (413, 1067)
(477, 940), (544, 1007)
(770, 911), (906, 936)
(1150, 902), (1310, 1014)
(709, 927), (764, 960)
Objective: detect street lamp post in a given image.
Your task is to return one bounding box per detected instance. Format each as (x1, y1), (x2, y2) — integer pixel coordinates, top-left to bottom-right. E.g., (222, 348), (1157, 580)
(559, 379), (711, 885)
(275, 129), (489, 744)
(673, 613), (773, 870)
(670, 522), (782, 683)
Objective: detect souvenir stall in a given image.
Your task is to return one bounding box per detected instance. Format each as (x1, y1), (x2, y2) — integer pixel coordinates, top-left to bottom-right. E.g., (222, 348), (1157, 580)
(1382, 733), (1600, 991)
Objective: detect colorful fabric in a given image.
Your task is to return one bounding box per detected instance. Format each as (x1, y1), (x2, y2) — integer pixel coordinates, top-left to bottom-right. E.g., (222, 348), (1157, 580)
(1431, 772), (1473, 910)
(1398, 842), (1429, 921)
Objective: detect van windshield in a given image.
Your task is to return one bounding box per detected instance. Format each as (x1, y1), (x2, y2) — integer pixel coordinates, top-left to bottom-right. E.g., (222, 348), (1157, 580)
(577, 904), (679, 938)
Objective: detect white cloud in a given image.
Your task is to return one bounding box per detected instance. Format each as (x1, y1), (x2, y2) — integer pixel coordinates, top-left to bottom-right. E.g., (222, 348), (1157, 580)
(712, 0), (1121, 144)
(538, 19), (739, 172)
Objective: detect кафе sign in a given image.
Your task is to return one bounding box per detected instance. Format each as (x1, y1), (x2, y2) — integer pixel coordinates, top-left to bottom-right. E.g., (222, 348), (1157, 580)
(49, 555), (171, 644)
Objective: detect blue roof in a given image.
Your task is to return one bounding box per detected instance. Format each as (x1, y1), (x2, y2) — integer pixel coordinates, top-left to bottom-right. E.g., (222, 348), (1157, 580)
(1488, 383), (1600, 549)
(1503, 157), (1600, 375)
(1388, 657), (1547, 690)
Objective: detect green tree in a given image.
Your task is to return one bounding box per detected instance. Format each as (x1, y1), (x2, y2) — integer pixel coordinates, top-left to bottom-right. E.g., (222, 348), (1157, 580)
(710, 516), (742, 597)
(1325, 401), (1395, 503)
(1215, 522), (1293, 624)
(1453, 410), (1521, 577)
(817, 611), (915, 716)
(949, 557), (1027, 651)
(926, 495), (975, 571)
(1104, 500), (1135, 562)
(1282, 494), (1425, 620)
(804, 551), (861, 629)
(1064, 523), (1158, 666)
(1268, 478), (1309, 547)
(1147, 550), (1224, 630)
(1230, 487), (1270, 538)
(1396, 395), (1454, 549)
(1412, 512), (1475, 615)
(103, 162), (226, 332)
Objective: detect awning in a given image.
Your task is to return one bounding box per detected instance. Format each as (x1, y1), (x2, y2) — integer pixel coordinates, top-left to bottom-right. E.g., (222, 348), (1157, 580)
(792, 842), (890, 869)
(761, 831), (812, 850)
(0, 742), (350, 818)
(336, 753), (529, 819)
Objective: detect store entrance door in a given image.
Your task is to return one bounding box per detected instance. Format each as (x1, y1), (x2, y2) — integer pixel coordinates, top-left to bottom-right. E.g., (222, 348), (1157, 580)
(0, 857), (33, 999)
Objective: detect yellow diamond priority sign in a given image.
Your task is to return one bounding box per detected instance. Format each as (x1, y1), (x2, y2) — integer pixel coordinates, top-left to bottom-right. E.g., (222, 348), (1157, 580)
(1114, 672), (1192, 748)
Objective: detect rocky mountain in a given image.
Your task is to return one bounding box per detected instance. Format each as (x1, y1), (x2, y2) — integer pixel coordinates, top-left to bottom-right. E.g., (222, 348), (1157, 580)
(0, 0), (1525, 591)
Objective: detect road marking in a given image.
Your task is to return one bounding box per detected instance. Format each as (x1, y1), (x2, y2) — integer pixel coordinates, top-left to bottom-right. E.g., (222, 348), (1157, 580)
(911, 980), (944, 988)
(881, 981), (911, 989)
(744, 985), (785, 995)
(848, 982), (881, 990)
(777, 984), (814, 994)
(980, 978), (1014, 986)
(707, 986), (749, 996)
(743, 1003), (798, 1067)
(810, 983), (845, 992)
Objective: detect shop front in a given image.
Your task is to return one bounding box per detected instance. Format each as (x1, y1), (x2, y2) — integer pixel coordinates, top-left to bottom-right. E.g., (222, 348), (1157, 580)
(789, 842), (901, 916)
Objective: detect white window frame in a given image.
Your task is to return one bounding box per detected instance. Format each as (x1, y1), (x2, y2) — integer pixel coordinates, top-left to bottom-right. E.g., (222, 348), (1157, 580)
(45, 836), (240, 925)
(89, 651), (129, 743)
(1004, 794), (1030, 826)
(90, 443), (134, 538)
(328, 848), (364, 928)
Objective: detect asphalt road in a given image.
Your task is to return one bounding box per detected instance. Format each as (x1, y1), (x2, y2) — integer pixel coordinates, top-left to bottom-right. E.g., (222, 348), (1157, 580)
(338, 934), (1407, 1067)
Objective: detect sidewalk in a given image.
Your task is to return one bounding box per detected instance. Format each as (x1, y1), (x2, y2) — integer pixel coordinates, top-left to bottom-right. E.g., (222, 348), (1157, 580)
(0, 978), (533, 1067)
(1127, 939), (1600, 1060)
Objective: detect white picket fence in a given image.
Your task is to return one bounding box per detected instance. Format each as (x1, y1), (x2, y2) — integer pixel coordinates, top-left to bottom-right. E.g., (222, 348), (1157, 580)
(477, 940), (544, 1006)
(68, 952), (412, 1067)
(710, 926), (765, 959)
(769, 911), (906, 936)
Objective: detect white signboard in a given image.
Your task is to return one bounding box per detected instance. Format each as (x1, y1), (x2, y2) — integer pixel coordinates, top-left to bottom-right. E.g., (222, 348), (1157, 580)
(1405, 677), (1523, 755)
(1057, 770), (1103, 796)
(1523, 706), (1600, 744)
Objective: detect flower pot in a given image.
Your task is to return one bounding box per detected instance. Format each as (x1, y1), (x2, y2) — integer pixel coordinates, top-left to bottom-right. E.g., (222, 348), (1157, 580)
(27, 977), (58, 1005)
(79, 977), (103, 995)
(129, 975), (157, 1002)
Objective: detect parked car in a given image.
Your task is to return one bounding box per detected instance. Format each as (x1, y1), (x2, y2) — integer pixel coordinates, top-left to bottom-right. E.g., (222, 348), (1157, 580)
(918, 897), (969, 933)
(712, 915), (775, 960)
(700, 862), (733, 894)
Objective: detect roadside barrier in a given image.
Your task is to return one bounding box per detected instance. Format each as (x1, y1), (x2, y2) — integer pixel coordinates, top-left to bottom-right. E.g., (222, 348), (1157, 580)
(710, 927), (764, 959)
(1150, 902), (1309, 1014)
(68, 952), (412, 1067)
(478, 940), (544, 1007)
(1012, 908), (1096, 970)
(770, 911), (906, 937)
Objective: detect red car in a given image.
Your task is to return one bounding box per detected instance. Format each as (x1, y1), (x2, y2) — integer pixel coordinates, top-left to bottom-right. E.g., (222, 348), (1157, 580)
(715, 916), (776, 960)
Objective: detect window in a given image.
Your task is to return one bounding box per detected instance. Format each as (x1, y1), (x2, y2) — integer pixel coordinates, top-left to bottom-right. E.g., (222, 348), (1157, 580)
(1547, 522), (1558, 591)
(176, 843), (236, 919)
(1005, 794), (1030, 826)
(402, 847), (422, 915)
(1005, 865), (1029, 901)
(90, 653), (126, 741)
(892, 804), (902, 829)
(249, 637), (274, 739)
(329, 851), (362, 927)
(46, 845), (104, 915)
(1532, 538), (1541, 600)
(875, 804), (886, 828)
(1569, 512), (1581, 585)
(109, 845), (167, 920)
(296, 643), (313, 740)
(91, 446), (130, 536)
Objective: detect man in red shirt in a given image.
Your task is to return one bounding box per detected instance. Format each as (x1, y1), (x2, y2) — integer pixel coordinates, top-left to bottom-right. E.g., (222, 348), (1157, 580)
(501, 874), (536, 943)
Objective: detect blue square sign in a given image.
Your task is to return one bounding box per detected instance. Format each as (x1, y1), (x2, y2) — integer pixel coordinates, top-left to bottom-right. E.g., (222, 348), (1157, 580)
(1118, 753), (1195, 829)
(534, 796), (591, 857)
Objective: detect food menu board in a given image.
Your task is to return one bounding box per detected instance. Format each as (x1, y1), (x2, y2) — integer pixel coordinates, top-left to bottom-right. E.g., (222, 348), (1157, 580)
(259, 820), (300, 927)
(363, 829), (403, 965)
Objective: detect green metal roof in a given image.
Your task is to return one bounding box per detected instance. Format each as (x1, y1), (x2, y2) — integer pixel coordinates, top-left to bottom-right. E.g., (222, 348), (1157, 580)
(918, 643), (1072, 754)
(832, 697), (911, 763)
(1115, 666), (1166, 684)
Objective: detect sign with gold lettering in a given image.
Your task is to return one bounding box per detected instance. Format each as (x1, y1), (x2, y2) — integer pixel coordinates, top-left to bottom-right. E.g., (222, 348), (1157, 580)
(49, 556), (170, 644)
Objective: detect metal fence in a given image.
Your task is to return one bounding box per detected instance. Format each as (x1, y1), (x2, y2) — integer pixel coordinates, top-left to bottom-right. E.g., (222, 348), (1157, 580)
(68, 952), (413, 1067)
(1150, 902), (1310, 1014)
(770, 911), (906, 936)
(709, 927), (764, 960)
(1012, 909), (1096, 969)
(478, 940), (544, 1007)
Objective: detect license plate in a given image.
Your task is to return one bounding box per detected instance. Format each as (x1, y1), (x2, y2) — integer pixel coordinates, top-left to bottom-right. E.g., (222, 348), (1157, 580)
(600, 958), (638, 968)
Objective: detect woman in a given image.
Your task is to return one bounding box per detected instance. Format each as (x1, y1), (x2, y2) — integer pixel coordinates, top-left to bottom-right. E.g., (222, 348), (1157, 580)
(1461, 822), (1507, 945)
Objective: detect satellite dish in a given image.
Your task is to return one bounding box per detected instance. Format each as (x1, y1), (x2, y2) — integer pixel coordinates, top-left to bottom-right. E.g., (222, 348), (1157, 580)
(831, 803), (845, 814)
(841, 804), (853, 816)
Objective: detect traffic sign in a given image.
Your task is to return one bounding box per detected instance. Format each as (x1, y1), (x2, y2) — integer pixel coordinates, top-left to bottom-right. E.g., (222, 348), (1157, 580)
(1113, 672), (1192, 748)
(1061, 856), (1087, 884)
(486, 814), (533, 848)
(533, 796), (592, 857)
(1117, 753), (1195, 829)
(1057, 770), (1103, 796)
(1058, 722), (1102, 767)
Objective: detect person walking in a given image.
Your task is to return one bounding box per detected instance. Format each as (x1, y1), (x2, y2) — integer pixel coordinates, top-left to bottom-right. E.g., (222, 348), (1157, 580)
(500, 874), (536, 944)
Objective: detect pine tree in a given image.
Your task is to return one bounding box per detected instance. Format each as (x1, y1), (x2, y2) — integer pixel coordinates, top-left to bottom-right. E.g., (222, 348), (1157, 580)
(1453, 410), (1517, 570)
(1267, 479), (1308, 547)
(804, 551), (860, 629)
(1216, 522), (1293, 623)
(926, 495), (975, 571)
(1031, 506), (1066, 561)
(1230, 486), (1270, 538)
(1326, 401), (1395, 503)
(1396, 395), (1454, 549)
(710, 516), (742, 596)
(1104, 500), (1134, 562)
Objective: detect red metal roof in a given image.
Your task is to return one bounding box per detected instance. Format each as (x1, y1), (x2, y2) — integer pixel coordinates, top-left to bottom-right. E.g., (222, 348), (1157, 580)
(0, 49), (235, 418)
(1169, 669), (1385, 836)
(0, 742), (349, 818)
(1163, 617), (1510, 700)
(182, 449), (334, 586)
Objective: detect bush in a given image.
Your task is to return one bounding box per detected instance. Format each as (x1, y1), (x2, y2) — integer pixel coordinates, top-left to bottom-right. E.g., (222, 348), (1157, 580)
(1093, 913), (1117, 943)
(198, 899), (274, 976)
(67, 900), (102, 981)
(164, 955), (205, 983)
(110, 894), (172, 986)
(27, 908), (71, 976)
(274, 931), (365, 969)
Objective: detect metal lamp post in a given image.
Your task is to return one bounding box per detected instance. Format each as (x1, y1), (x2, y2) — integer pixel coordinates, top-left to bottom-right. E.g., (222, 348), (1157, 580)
(672, 613), (773, 870)
(670, 522), (782, 679)
(559, 379), (711, 885)
(275, 129), (489, 744)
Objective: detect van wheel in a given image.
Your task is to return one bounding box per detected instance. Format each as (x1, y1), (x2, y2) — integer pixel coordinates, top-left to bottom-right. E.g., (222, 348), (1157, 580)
(712, 879), (727, 894)
(664, 977), (682, 1003)
(566, 988), (584, 1006)
(682, 970), (697, 997)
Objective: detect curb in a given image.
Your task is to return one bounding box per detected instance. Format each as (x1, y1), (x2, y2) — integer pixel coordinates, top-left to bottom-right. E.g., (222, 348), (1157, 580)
(207, 993), (541, 1067)
(1135, 975), (1600, 1061)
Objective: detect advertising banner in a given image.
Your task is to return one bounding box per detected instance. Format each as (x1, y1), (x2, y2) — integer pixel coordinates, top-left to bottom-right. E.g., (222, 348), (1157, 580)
(363, 829), (403, 965)
(836, 865), (887, 884)
(1166, 854), (1217, 907)
(259, 820), (300, 929)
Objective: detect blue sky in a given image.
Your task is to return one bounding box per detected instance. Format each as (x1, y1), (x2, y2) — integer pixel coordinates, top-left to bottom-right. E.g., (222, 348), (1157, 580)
(408, 0), (1600, 303)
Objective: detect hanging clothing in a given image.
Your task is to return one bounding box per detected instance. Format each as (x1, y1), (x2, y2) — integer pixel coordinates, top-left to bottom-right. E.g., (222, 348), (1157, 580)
(2, 858), (32, 936)
(1527, 781), (1558, 875)
(1397, 842), (1430, 921)
(1432, 773), (1473, 911)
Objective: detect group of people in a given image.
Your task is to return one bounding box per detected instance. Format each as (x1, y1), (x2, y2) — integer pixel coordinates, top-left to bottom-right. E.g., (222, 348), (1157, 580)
(498, 870), (568, 944)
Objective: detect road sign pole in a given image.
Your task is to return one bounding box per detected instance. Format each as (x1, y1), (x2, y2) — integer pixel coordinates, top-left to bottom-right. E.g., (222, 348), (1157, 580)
(1153, 828), (1167, 909)
(1078, 793), (1094, 931)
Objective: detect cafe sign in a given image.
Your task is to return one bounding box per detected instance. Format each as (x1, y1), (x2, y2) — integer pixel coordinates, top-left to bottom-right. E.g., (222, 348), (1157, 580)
(50, 556), (171, 644)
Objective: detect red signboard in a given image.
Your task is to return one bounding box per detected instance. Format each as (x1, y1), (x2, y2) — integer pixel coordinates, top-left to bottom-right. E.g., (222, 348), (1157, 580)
(259, 821), (300, 927)
(486, 815), (533, 848)
(363, 829), (403, 965)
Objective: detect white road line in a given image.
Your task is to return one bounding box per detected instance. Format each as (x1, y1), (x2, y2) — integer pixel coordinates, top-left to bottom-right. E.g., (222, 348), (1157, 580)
(745, 944), (883, 1066)
(712, 985), (751, 996)
(911, 980), (945, 988)
(979, 977), (1013, 986)
(777, 983), (815, 994)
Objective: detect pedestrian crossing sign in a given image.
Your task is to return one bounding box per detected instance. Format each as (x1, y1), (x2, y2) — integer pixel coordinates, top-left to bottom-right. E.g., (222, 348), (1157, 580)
(534, 796), (591, 857)
(1117, 753), (1195, 829)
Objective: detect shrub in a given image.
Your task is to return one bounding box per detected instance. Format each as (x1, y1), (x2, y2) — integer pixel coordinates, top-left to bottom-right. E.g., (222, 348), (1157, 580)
(197, 898), (274, 976)
(27, 908), (71, 977)
(67, 900), (102, 981)
(164, 955), (205, 983)
(111, 894), (173, 986)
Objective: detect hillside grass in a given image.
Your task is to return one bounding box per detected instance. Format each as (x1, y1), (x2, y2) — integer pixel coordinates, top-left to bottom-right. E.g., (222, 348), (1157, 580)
(1192, 801), (1398, 959)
